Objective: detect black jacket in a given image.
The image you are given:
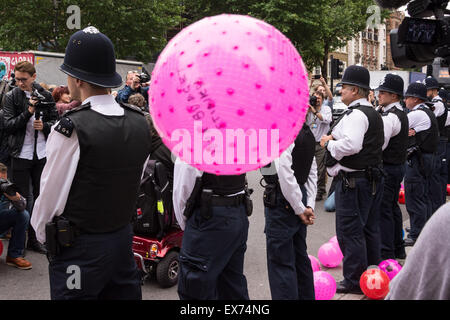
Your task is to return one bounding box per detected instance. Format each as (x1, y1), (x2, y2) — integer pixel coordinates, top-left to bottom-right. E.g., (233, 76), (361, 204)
(3, 83), (58, 158)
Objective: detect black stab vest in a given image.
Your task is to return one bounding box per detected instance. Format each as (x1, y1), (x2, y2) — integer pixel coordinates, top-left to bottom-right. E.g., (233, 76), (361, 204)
(291, 124), (316, 185)
(382, 106), (409, 165)
(326, 104), (384, 170)
(433, 98), (448, 137)
(409, 106), (439, 154)
(62, 103), (152, 233)
(202, 173), (246, 196)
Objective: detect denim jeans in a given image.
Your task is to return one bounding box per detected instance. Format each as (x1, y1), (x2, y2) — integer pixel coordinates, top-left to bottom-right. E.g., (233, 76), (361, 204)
(0, 203), (30, 258)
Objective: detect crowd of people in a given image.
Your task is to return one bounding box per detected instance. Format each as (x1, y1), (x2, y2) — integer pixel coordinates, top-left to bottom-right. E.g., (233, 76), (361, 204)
(0, 25), (449, 301)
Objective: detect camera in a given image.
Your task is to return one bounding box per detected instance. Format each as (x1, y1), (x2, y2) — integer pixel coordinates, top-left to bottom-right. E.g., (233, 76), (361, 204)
(0, 178), (17, 197)
(137, 72), (150, 84)
(309, 95), (319, 107)
(29, 89), (55, 120)
(314, 74), (321, 79)
(389, 0), (450, 70)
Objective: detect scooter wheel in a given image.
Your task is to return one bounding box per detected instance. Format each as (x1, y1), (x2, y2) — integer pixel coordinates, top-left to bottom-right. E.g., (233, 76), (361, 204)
(156, 251), (179, 288)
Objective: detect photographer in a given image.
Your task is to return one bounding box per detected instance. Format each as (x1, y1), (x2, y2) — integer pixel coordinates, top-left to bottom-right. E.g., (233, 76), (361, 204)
(2, 61), (58, 254)
(305, 90), (332, 201)
(116, 70), (150, 109)
(0, 162), (31, 270)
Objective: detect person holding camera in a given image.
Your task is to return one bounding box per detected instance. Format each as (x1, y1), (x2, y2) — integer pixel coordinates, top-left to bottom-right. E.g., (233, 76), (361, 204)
(116, 70), (150, 109)
(311, 75), (334, 111)
(0, 162), (31, 270)
(306, 90), (332, 201)
(31, 27), (151, 300)
(2, 61), (57, 254)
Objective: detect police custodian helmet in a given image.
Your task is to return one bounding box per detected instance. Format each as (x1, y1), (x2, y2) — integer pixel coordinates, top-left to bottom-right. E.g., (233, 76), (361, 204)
(60, 26), (122, 88)
(340, 65), (371, 90)
(404, 82), (428, 101)
(376, 74), (404, 97)
(424, 76), (439, 90)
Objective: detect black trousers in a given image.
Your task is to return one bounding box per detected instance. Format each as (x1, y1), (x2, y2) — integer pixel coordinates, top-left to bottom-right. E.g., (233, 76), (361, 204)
(405, 153), (434, 240)
(379, 163), (406, 259)
(49, 224), (142, 300)
(11, 156), (46, 242)
(264, 185), (314, 300)
(335, 175), (383, 288)
(178, 204), (249, 300)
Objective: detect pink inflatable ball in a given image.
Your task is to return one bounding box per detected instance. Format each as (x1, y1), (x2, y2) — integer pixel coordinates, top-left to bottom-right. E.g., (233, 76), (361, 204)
(313, 271), (336, 300)
(328, 235), (338, 244)
(318, 242), (343, 268)
(378, 259), (402, 280)
(149, 14), (310, 175)
(309, 255), (321, 272)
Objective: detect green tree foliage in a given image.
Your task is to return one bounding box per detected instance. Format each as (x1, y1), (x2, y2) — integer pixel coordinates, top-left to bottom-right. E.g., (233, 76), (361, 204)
(0, 0), (182, 62)
(0, 0), (390, 69)
(183, 0), (390, 73)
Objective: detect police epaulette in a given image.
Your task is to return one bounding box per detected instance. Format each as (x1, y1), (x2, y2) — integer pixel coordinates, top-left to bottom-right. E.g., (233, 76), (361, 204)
(64, 102), (92, 116)
(54, 116), (74, 138)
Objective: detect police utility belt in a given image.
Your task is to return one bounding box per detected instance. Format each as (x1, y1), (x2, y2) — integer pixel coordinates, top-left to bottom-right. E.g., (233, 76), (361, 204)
(183, 177), (253, 220)
(336, 167), (384, 195)
(45, 215), (83, 262)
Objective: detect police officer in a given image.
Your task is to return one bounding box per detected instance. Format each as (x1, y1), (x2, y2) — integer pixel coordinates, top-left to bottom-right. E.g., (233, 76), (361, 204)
(261, 123), (317, 300)
(31, 27), (151, 299)
(376, 74), (409, 260)
(403, 82), (439, 246)
(320, 65), (384, 294)
(425, 77), (448, 208)
(173, 161), (251, 300)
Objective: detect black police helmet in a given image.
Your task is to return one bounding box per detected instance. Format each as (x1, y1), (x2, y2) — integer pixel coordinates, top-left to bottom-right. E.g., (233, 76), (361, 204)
(439, 88), (448, 102)
(424, 76), (439, 90)
(60, 26), (122, 88)
(340, 65), (371, 90)
(404, 82), (428, 101)
(376, 73), (404, 96)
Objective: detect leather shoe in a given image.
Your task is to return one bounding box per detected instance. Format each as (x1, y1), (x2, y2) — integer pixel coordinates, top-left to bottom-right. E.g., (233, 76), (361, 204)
(6, 256), (32, 270)
(404, 237), (416, 247)
(26, 241), (47, 254)
(336, 281), (363, 294)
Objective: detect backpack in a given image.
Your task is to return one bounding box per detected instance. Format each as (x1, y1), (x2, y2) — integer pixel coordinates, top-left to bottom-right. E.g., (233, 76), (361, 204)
(133, 160), (174, 239)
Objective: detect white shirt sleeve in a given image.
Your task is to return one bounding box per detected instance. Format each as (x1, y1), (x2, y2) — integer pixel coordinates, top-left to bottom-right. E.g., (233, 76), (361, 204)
(433, 101), (445, 117)
(382, 113), (401, 151)
(172, 158), (202, 230)
(327, 109), (369, 160)
(305, 156), (318, 210)
(31, 127), (80, 244)
(276, 144), (306, 216)
(408, 109), (431, 133)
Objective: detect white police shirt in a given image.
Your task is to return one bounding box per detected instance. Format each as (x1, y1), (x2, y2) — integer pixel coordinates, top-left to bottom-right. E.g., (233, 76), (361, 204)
(325, 98), (370, 177)
(380, 102), (403, 151)
(31, 94), (131, 244)
(431, 96), (445, 118)
(172, 158), (245, 231)
(271, 143), (317, 215)
(407, 103), (431, 133)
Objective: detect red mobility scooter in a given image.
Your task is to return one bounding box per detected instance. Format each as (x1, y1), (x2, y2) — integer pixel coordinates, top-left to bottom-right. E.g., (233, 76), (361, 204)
(132, 160), (183, 288)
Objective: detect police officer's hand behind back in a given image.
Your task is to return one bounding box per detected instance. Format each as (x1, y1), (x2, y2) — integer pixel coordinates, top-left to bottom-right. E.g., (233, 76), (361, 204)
(299, 207), (315, 225)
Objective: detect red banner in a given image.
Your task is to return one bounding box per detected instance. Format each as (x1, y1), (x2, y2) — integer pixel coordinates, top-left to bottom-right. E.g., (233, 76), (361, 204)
(0, 51), (35, 81)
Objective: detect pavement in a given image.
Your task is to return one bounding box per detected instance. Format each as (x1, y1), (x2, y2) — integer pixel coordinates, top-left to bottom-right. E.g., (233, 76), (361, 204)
(0, 169), (413, 300)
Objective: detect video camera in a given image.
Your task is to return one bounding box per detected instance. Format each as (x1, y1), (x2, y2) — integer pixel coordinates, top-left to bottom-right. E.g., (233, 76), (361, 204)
(386, 0), (450, 70)
(0, 178), (18, 197)
(29, 89), (55, 120)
